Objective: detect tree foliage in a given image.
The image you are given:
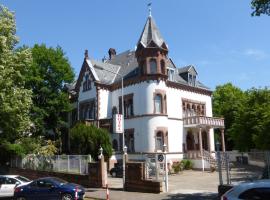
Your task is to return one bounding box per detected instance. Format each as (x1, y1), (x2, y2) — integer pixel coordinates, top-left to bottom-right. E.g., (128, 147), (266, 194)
(212, 83), (245, 149)
(70, 123), (113, 160)
(251, 0), (270, 16)
(231, 88), (270, 151)
(213, 83), (270, 151)
(25, 44), (74, 137)
(0, 5), (32, 140)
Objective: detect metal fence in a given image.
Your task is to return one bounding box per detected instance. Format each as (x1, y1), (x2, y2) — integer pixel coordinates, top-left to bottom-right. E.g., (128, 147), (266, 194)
(217, 151), (270, 186)
(11, 154), (92, 175)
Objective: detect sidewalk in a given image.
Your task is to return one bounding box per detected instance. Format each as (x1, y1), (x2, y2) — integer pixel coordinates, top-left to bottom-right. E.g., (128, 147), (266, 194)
(84, 171), (219, 200)
(84, 188), (218, 200)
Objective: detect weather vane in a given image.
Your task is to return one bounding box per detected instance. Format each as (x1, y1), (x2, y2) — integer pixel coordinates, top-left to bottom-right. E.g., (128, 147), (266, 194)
(148, 3), (152, 17)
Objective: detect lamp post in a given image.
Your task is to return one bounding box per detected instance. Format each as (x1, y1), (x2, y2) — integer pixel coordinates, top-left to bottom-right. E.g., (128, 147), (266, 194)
(95, 65), (125, 189)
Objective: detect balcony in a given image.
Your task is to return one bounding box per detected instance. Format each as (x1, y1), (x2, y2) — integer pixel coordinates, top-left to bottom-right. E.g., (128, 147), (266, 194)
(183, 116), (224, 128)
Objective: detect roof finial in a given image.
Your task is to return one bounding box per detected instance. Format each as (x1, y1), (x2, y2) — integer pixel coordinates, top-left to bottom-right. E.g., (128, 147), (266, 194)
(84, 49), (88, 59)
(148, 3), (152, 17)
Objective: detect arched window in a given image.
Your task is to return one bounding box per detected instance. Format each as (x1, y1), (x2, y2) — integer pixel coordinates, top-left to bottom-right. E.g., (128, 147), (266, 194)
(83, 74), (91, 92)
(156, 131), (164, 151)
(160, 59), (166, 74)
(150, 59), (157, 74)
(154, 94), (162, 114)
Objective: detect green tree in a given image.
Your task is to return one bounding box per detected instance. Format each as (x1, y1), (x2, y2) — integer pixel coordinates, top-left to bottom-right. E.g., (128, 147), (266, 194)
(25, 44), (74, 140)
(231, 88), (270, 150)
(0, 5), (32, 141)
(212, 83), (245, 150)
(251, 0), (270, 16)
(70, 123), (113, 160)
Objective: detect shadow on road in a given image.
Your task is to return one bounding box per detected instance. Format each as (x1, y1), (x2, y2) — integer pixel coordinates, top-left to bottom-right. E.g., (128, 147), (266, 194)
(162, 192), (218, 200)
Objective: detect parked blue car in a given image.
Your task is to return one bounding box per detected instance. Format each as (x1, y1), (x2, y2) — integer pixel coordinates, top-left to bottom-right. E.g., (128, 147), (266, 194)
(14, 177), (85, 200)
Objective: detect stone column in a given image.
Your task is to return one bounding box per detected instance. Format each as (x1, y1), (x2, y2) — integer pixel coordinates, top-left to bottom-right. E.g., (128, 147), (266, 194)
(207, 128), (211, 152)
(199, 128), (203, 155)
(221, 129), (226, 152)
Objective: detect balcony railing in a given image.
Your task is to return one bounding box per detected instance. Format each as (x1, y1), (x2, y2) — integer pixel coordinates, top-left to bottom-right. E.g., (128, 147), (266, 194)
(183, 116), (224, 128)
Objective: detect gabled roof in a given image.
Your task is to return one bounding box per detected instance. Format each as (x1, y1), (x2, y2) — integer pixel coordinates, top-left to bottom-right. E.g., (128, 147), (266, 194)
(91, 60), (121, 84)
(137, 16), (168, 50)
(178, 65), (198, 75)
(71, 50), (210, 94)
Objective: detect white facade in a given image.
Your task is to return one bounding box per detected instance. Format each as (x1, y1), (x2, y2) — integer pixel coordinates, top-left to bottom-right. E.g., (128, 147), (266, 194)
(68, 15), (225, 168)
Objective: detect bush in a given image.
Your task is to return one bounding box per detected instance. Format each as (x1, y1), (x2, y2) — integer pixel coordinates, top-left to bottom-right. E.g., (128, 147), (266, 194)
(70, 123), (112, 160)
(172, 162), (183, 173)
(181, 159), (193, 170)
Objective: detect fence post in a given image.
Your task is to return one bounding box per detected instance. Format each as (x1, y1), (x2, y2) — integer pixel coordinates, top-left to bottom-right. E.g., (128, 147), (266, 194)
(79, 155), (82, 174)
(225, 152), (230, 184)
(266, 151), (270, 179)
(57, 155), (60, 172)
(68, 155), (70, 173)
(217, 150), (223, 185)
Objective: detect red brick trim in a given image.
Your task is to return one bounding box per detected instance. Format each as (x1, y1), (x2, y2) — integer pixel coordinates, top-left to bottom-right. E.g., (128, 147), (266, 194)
(155, 127), (168, 152)
(166, 81), (212, 96)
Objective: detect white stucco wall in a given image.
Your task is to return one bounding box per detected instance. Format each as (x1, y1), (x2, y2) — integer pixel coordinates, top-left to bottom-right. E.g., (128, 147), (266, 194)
(76, 76), (215, 157)
(99, 89), (110, 119)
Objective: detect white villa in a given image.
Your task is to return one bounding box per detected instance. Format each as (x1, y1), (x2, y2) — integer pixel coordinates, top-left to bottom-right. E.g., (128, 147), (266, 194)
(67, 14), (225, 169)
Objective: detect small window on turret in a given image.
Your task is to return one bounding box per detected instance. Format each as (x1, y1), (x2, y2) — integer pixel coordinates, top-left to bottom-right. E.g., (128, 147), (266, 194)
(150, 59), (157, 74)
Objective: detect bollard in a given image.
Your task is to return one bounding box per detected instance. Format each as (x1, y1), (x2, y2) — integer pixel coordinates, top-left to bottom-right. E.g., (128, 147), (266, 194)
(106, 184), (109, 200)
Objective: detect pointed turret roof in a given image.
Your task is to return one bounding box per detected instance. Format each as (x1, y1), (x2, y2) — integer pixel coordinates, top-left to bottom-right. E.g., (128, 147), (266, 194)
(137, 16), (168, 50)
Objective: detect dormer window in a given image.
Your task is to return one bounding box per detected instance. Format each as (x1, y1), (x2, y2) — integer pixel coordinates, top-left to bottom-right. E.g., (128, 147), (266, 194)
(149, 58), (157, 74)
(83, 74), (91, 92)
(167, 68), (175, 81)
(188, 73), (196, 86)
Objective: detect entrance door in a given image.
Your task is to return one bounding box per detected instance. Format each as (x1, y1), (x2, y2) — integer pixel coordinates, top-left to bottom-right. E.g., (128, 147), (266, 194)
(186, 131), (195, 150)
(202, 131), (208, 150)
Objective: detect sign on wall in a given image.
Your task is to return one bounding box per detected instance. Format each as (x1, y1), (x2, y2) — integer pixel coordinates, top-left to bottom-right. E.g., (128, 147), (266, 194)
(113, 114), (123, 133)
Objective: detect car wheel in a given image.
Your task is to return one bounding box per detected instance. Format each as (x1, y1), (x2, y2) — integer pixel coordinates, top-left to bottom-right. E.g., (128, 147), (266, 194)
(16, 197), (27, 200)
(62, 193), (73, 200)
(112, 171), (117, 177)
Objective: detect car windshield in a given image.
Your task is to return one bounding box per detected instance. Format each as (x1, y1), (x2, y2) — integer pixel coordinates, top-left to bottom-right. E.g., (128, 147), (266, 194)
(16, 176), (30, 182)
(51, 177), (68, 185)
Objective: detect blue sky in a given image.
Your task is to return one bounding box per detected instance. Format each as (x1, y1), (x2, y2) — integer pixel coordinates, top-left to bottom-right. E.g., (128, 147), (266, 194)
(1, 0), (270, 90)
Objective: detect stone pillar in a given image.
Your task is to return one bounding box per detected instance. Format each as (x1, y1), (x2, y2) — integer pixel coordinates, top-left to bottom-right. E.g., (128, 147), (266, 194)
(98, 156), (107, 187)
(221, 129), (226, 152)
(199, 128), (203, 155)
(207, 128), (211, 152)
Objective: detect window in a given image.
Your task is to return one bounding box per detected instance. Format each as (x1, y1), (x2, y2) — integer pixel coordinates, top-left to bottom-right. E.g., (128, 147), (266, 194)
(112, 139), (118, 151)
(150, 59), (157, 74)
(79, 100), (95, 120)
(156, 131), (164, 151)
(188, 73), (196, 86)
(83, 74), (92, 92)
(5, 178), (17, 184)
(154, 94), (162, 114)
(119, 129), (135, 152)
(167, 69), (174, 81)
(160, 60), (166, 74)
(238, 188), (270, 200)
(119, 94), (134, 118)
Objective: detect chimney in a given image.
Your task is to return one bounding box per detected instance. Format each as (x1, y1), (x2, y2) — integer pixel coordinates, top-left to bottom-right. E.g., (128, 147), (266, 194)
(84, 49), (89, 59)
(108, 48), (116, 60)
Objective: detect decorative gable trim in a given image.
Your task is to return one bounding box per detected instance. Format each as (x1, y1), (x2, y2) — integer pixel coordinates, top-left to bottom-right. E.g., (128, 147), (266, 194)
(75, 59), (99, 93)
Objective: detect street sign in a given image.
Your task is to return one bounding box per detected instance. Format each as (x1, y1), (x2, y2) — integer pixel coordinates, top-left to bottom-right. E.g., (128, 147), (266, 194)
(113, 114), (123, 133)
(157, 154), (164, 162)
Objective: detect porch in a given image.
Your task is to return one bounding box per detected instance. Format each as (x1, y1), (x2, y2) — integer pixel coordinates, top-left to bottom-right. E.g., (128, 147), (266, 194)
(183, 116), (225, 162)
